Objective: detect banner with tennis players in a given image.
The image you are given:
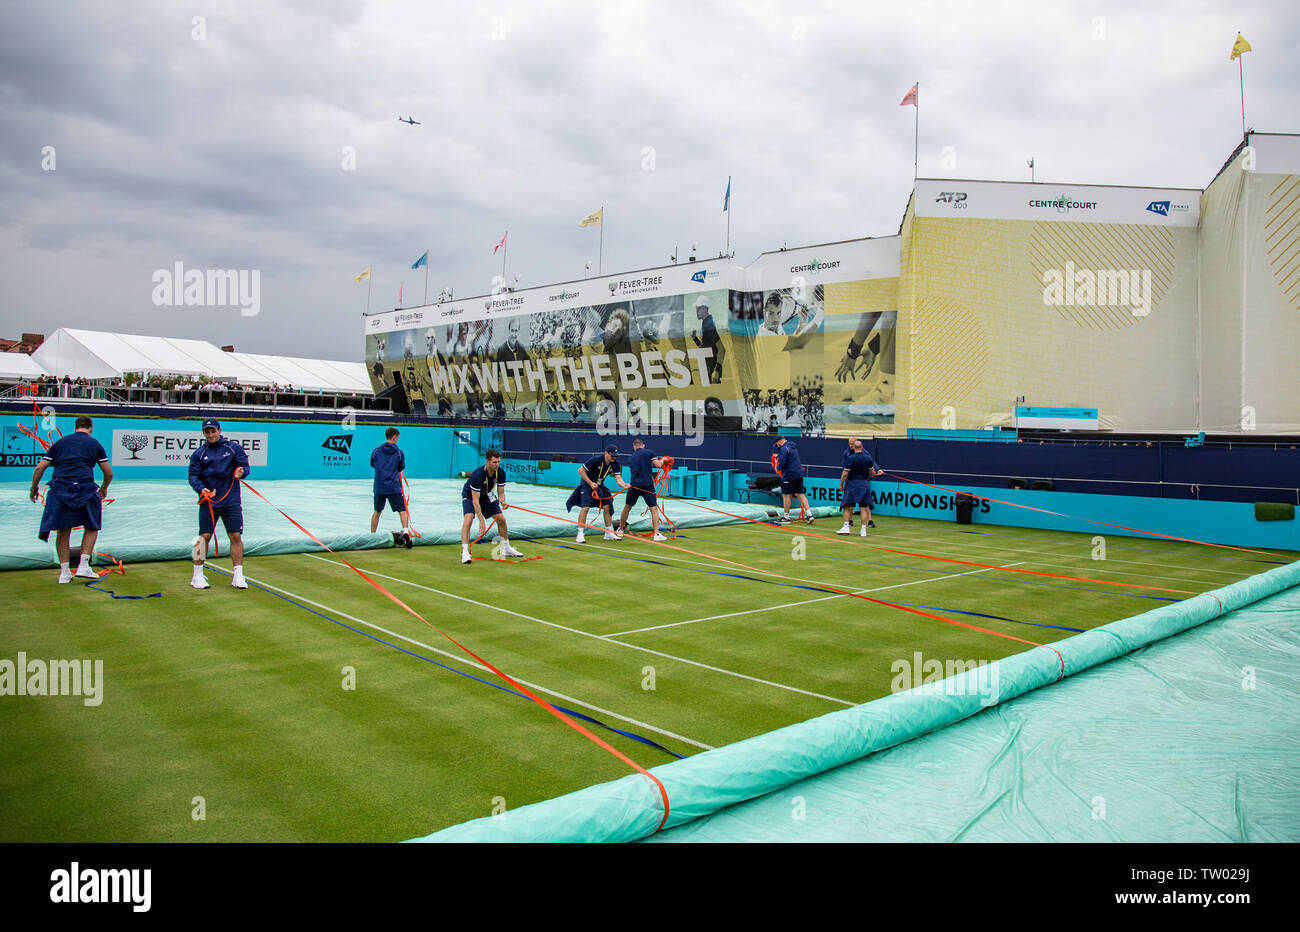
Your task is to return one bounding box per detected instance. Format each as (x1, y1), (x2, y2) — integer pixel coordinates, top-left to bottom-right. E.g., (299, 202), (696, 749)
(364, 238), (900, 436)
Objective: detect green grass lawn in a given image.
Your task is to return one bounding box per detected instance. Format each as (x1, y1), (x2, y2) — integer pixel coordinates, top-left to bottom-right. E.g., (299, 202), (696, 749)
(1, 515), (1289, 841)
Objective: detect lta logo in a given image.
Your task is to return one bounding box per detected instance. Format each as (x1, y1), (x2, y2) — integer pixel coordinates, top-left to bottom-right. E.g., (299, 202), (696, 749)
(321, 435), (353, 454)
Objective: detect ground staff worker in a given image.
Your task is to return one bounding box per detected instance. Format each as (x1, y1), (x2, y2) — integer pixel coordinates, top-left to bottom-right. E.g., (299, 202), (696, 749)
(838, 438), (881, 536)
(188, 418), (250, 590)
(30, 415), (112, 584)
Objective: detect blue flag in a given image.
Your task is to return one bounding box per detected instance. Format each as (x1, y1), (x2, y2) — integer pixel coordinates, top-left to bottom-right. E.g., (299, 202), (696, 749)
(411, 251), (428, 269)
(723, 178), (730, 212)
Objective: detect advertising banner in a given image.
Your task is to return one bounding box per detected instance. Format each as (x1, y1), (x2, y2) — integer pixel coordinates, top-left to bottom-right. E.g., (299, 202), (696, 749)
(365, 239), (901, 437)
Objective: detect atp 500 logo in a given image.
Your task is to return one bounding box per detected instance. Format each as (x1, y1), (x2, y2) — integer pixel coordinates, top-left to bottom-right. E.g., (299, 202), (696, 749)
(935, 191), (968, 208)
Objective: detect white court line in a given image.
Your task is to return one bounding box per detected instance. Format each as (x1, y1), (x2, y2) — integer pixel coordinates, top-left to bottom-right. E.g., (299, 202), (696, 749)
(606, 562), (1026, 637)
(878, 526), (1254, 579)
(215, 565), (714, 751)
(826, 527), (1238, 588)
(302, 552), (857, 707)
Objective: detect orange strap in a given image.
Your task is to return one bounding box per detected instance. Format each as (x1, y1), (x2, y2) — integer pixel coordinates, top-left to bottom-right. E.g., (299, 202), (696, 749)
(676, 499), (1196, 596)
(398, 471), (421, 538)
(197, 482), (235, 557)
(507, 501), (1065, 676)
(239, 479), (672, 831)
(883, 473), (1280, 556)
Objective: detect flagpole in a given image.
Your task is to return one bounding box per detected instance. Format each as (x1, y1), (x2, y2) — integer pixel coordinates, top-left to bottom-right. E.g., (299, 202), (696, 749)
(366, 264), (372, 314)
(599, 206), (604, 275)
(913, 83), (919, 179)
(502, 229), (508, 282)
(726, 175), (731, 257)
(1239, 54), (1246, 140)
(423, 248), (429, 305)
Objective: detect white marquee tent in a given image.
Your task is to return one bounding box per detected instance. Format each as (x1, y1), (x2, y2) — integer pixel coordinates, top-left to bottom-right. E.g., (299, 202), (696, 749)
(30, 329), (371, 394)
(0, 353), (48, 380)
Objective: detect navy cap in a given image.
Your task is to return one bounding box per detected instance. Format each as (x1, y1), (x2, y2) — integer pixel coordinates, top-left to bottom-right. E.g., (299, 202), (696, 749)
(605, 444), (618, 456)
(773, 437), (785, 448)
(202, 418), (220, 430)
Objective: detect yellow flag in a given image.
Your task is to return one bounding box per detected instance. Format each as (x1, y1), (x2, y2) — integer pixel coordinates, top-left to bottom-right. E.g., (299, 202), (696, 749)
(578, 208), (603, 227)
(1230, 33), (1252, 60)
(353, 266), (372, 282)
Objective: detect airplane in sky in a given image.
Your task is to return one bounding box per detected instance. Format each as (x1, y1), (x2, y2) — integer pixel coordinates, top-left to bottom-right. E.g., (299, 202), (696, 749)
(398, 115), (421, 125)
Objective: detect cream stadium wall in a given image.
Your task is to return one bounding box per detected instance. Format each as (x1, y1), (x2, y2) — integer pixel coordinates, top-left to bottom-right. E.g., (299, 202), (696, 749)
(1199, 133), (1300, 433)
(1243, 135), (1300, 432)
(900, 179), (1202, 431)
(1199, 148), (1250, 431)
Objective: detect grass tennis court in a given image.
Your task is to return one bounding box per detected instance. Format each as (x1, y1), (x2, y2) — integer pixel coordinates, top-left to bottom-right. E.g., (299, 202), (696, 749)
(2, 509), (1292, 842)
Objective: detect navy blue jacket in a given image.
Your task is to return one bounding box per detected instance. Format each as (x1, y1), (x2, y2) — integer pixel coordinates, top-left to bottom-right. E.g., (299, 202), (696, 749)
(370, 442), (406, 494)
(188, 437), (250, 504)
(776, 441), (804, 479)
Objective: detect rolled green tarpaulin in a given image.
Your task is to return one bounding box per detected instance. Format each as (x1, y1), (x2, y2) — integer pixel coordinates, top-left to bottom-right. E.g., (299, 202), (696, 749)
(409, 559), (1300, 843)
(1255, 501), (1295, 522)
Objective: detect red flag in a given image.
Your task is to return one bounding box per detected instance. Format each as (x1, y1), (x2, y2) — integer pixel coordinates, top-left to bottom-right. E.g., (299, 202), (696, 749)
(900, 83), (918, 107)
(398, 282), (404, 304)
(493, 231), (508, 254)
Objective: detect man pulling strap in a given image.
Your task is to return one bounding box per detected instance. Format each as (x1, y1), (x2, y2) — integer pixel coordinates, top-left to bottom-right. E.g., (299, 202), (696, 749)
(370, 427), (412, 547)
(30, 415), (113, 584)
(188, 418), (250, 589)
(568, 444), (627, 543)
(617, 438), (668, 541)
(838, 438), (881, 536)
(773, 436), (814, 523)
(460, 448), (523, 564)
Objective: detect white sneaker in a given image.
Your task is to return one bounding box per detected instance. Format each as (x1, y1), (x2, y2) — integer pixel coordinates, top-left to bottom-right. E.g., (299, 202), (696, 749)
(652, 533), (667, 541)
(781, 514), (792, 522)
(191, 575), (210, 589)
(75, 564), (98, 578)
(502, 545), (524, 558)
(837, 523), (851, 535)
(575, 532), (586, 544)
(860, 526), (868, 537)
(804, 514), (816, 524)
(58, 570), (72, 584)
(231, 573), (248, 590)
(603, 531), (617, 541)
(461, 549), (473, 564)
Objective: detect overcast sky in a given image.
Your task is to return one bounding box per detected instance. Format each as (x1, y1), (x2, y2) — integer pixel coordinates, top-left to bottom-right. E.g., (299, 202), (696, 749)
(0, 0), (1294, 362)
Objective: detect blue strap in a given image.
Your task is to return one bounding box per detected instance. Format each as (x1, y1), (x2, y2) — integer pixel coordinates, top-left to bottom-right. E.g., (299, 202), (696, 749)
(83, 580), (162, 599)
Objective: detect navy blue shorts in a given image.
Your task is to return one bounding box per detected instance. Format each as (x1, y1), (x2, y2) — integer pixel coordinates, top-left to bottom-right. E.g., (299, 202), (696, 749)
(38, 482), (102, 542)
(578, 484), (613, 509)
(626, 487), (657, 509)
(780, 476), (805, 496)
(374, 492), (405, 513)
(463, 496), (502, 518)
(842, 480), (872, 508)
(200, 503), (243, 536)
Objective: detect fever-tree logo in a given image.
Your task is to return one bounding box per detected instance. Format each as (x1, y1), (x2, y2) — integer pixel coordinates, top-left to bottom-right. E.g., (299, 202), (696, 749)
(120, 434), (150, 459)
